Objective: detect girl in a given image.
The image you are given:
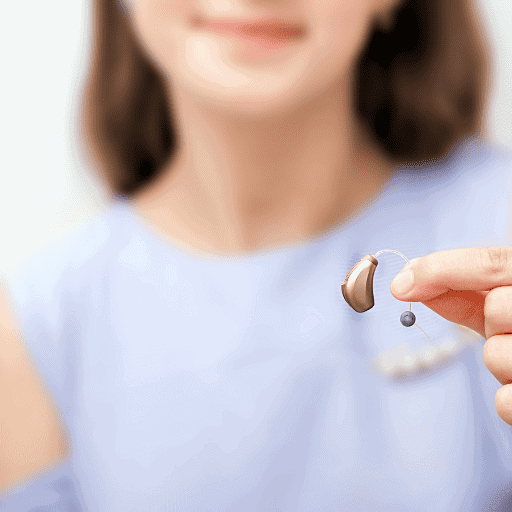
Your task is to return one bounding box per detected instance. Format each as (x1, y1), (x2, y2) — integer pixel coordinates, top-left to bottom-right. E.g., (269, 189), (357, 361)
(2, 0), (512, 510)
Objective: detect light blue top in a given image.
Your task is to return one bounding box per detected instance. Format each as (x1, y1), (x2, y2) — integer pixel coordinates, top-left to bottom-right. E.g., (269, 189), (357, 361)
(2, 135), (512, 511)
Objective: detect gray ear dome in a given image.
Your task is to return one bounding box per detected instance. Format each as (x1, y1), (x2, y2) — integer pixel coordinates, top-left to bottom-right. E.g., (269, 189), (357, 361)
(341, 255), (378, 313)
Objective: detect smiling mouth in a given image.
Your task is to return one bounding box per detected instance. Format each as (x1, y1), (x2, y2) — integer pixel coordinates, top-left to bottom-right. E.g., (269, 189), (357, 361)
(228, 24), (305, 41)
(192, 15), (307, 43)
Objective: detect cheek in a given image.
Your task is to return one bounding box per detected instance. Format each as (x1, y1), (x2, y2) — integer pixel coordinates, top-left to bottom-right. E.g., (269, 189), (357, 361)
(315, 0), (372, 42)
(134, 0), (191, 28)
(151, 0), (191, 18)
(317, 0), (374, 54)
(128, 0), (191, 67)
(323, 0), (366, 18)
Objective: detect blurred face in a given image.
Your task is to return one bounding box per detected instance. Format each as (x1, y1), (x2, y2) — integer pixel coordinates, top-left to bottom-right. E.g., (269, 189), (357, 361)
(123, 0), (396, 117)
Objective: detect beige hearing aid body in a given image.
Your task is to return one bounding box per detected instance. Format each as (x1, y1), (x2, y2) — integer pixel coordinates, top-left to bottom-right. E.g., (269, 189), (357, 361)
(341, 254), (379, 313)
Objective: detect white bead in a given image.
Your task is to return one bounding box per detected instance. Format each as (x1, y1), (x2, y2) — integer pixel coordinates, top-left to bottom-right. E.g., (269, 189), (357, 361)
(417, 345), (440, 367)
(394, 353), (421, 377)
(437, 338), (460, 360)
(375, 353), (400, 375)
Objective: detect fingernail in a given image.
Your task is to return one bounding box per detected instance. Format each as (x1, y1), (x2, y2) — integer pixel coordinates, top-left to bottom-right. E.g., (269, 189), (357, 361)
(391, 269), (414, 296)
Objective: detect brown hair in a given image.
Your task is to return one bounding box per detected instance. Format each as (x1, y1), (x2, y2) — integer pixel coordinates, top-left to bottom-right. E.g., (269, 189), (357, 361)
(78, 0), (492, 200)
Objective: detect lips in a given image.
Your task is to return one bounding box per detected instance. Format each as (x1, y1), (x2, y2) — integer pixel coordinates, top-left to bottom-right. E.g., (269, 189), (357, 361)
(194, 15), (306, 41)
(236, 23), (305, 40)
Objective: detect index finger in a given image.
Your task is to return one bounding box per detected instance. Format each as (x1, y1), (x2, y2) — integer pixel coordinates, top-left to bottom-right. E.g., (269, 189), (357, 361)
(390, 246), (512, 301)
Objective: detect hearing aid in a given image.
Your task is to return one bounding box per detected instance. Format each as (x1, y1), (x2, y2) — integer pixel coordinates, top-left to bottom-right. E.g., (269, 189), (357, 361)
(341, 250), (435, 345)
(341, 254), (379, 313)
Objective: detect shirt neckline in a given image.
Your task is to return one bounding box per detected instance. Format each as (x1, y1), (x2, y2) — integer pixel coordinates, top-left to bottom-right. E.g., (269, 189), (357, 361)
(113, 167), (403, 267)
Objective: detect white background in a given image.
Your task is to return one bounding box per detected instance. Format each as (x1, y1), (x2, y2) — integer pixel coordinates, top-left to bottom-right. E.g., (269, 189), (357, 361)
(0, 0), (511, 279)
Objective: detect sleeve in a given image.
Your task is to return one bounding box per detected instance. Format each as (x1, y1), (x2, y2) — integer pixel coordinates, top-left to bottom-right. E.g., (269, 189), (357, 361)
(3, 245), (74, 436)
(471, 141), (512, 247)
(0, 458), (85, 511)
(0, 246), (86, 511)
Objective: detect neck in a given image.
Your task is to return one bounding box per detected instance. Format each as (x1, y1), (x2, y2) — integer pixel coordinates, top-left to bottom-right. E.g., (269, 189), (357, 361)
(132, 79), (396, 256)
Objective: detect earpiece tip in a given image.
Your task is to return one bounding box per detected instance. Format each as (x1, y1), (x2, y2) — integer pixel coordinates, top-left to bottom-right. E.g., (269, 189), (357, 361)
(400, 311), (416, 327)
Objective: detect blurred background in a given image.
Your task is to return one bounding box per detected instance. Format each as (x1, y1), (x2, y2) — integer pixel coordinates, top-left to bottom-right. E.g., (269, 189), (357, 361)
(0, 0), (511, 280)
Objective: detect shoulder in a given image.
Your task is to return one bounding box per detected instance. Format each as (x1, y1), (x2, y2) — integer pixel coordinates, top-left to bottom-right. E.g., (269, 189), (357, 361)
(2, 202), (125, 426)
(453, 135), (512, 182)
(395, 134), (512, 196)
(9, 202), (123, 308)
(0, 201), (130, 493)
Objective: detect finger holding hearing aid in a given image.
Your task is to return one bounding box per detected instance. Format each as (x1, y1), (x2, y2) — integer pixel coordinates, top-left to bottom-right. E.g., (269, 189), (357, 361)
(390, 246), (512, 425)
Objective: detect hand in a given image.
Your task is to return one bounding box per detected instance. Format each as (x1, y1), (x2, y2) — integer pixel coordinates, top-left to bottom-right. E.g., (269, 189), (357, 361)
(390, 246), (512, 425)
